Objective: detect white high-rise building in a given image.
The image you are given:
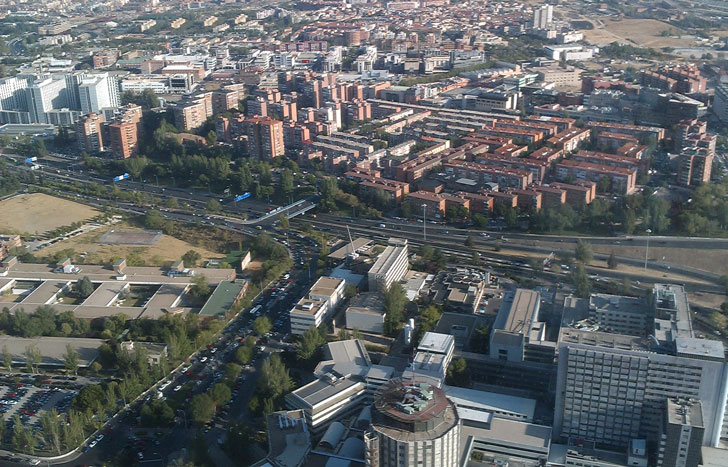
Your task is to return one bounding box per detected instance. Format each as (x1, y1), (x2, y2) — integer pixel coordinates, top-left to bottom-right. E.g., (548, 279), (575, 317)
(25, 77), (68, 123)
(554, 285), (728, 449)
(533, 4), (553, 30)
(79, 73), (120, 114)
(0, 77), (29, 111)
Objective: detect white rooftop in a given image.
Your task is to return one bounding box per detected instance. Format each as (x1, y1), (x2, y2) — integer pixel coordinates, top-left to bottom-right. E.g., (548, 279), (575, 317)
(417, 332), (454, 355)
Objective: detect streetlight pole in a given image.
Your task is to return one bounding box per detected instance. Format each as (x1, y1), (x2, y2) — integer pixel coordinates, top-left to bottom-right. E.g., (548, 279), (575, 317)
(644, 229), (652, 271)
(422, 204), (427, 242)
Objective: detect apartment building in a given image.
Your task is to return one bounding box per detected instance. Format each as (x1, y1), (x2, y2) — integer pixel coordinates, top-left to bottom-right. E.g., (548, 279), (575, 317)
(533, 185), (567, 208)
(547, 127), (590, 152)
(367, 238), (409, 292)
(170, 18), (186, 29)
(241, 116), (285, 159)
(677, 151), (713, 187)
(549, 181), (596, 205)
(75, 112), (105, 153)
(444, 160), (533, 189)
(289, 276), (345, 335)
(555, 159), (637, 195)
(475, 153), (549, 183)
(587, 121), (665, 143)
(173, 94), (212, 131)
(640, 65), (707, 94)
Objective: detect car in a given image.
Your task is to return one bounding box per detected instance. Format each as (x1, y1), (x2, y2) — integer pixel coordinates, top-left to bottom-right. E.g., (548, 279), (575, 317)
(200, 357), (208, 363)
(174, 385), (183, 392)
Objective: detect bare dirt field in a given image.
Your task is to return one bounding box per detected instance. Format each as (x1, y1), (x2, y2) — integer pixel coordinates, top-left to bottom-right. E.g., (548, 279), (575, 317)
(40, 223), (220, 267)
(581, 18), (696, 48)
(0, 193), (99, 235)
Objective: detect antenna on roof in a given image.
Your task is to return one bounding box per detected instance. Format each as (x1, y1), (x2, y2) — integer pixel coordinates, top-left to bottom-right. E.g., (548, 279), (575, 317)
(346, 226), (359, 260)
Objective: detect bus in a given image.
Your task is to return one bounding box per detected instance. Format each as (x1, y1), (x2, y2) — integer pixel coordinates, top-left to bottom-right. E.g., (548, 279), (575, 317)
(250, 305), (262, 316)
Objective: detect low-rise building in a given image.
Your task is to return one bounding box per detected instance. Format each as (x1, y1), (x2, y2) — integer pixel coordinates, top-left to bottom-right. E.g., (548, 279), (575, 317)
(290, 277), (346, 335)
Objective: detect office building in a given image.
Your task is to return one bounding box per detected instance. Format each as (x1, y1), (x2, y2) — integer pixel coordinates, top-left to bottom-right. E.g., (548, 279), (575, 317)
(75, 113), (105, 153)
(0, 77), (29, 111)
(289, 276), (345, 335)
(365, 379), (460, 467)
(26, 77), (68, 124)
(285, 339), (394, 432)
(345, 292), (386, 334)
(407, 332), (455, 386)
(367, 238), (409, 292)
(79, 73), (120, 114)
(554, 284), (728, 449)
(490, 289), (553, 363)
(658, 398), (705, 467)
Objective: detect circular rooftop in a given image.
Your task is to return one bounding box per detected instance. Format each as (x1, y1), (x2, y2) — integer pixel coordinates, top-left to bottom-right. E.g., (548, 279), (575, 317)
(372, 379), (454, 433)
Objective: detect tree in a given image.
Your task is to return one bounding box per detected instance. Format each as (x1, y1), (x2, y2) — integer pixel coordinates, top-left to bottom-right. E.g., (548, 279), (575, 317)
(383, 283), (407, 336)
(278, 214), (289, 229)
(464, 235), (475, 248)
(190, 274), (210, 297)
(570, 263), (592, 298)
(258, 354), (292, 398)
(63, 344), (79, 375)
(209, 383), (232, 407)
(73, 276), (94, 299)
(39, 409), (62, 454)
(297, 326), (327, 362)
(235, 343), (254, 365)
(12, 414), (36, 453)
(253, 316), (272, 336)
(182, 250), (202, 267)
(607, 252), (618, 269)
(144, 210), (165, 229)
(190, 393), (215, 425)
(446, 358), (470, 387)
(2, 345), (12, 371)
(574, 239), (593, 265)
(469, 324), (491, 354)
(24, 344), (41, 374)
(164, 197), (179, 209)
(206, 199), (222, 213)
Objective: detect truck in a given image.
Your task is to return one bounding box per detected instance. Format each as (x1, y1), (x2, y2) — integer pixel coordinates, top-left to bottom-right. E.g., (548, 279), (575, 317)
(250, 305), (262, 316)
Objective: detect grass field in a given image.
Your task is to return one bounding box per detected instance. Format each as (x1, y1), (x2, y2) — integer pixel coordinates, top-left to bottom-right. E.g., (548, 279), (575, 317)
(40, 223), (221, 267)
(0, 193), (99, 235)
(581, 18), (696, 48)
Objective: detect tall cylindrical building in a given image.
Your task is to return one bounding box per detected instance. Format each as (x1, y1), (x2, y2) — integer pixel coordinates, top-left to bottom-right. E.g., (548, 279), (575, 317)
(365, 379), (460, 467)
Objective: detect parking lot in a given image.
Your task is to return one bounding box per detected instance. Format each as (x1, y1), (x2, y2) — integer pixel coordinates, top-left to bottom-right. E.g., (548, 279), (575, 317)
(0, 382), (77, 430)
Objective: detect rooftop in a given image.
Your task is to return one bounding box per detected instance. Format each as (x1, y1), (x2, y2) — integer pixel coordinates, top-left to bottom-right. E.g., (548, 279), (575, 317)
(493, 289), (540, 335)
(417, 332), (455, 355)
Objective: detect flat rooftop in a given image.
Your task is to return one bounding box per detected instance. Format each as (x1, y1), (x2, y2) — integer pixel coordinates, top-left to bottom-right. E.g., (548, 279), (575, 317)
(0, 335), (104, 367)
(417, 332), (454, 355)
(667, 398), (704, 428)
(329, 238), (373, 260)
(442, 385), (536, 421)
(368, 245), (407, 277)
(291, 297), (327, 316)
(198, 281), (245, 317)
(460, 418), (551, 459)
(288, 376), (365, 409)
(4, 263), (234, 284)
(493, 289), (540, 335)
(310, 276), (344, 298)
